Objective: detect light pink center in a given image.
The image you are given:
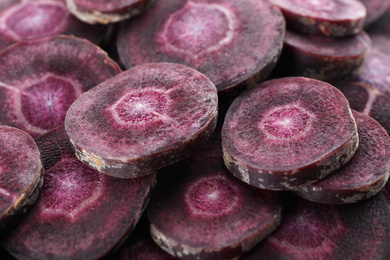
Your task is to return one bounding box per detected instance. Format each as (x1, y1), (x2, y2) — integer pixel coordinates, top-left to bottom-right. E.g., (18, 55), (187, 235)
(109, 89), (169, 125)
(39, 156), (103, 219)
(259, 104), (314, 140)
(3, 2), (69, 40)
(161, 2), (235, 57)
(20, 76), (78, 130)
(186, 176), (238, 216)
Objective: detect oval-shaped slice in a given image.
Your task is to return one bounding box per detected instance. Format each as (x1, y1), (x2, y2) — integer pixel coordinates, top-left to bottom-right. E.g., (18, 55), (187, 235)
(0, 0), (108, 50)
(222, 77), (358, 190)
(117, 0), (285, 94)
(0, 35), (121, 138)
(269, 0), (366, 37)
(2, 127), (155, 260)
(66, 0), (153, 24)
(65, 62), (218, 178)
(296, 110), (390, 204)
(0, 126), (43, 234)
(282, 30), (371, 81)
(242, 193), (390, 259)
(147, 145), (283, 260)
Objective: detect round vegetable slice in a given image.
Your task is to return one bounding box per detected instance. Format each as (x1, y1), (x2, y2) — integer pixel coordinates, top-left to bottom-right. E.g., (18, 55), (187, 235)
(222, 77), (358, 190)
(65, 0), (153, 24)
(65, 62), (218, 178)
(0, 35), (121, 138)
(242, 193), (390, 259)
(281, 30), (371, 81)
(296, 110), (390, 204)
(0, 0), (108, 50)
(147, 145), (283, 260)
(2, 126), (155, 260)
(0, 126), (43, 234)
(117, 0), (285, 94)
(269, 0), (366, 37)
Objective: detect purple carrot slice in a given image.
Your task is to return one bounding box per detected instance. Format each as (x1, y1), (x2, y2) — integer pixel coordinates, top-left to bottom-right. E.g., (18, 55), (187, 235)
(269, 0), (366, 37)
(2, 126), (155, 260)
(295, 110), (390, 204)
(116, 0), (285, 95)
(358, 48), (390, 96)
(222, 77), (358, 190)
(242, 193), (390, 259)
(0, 126), (43, 234)
(360, 0), (390, 27)
(0, 35), (121, 138)
(65, 62), (218, 178)
(334, 81), (390, 134)
(147, 145), (283, 260)
(281, 30), (371, 81)
(65, 0), (153, 24)
(0, 0), (108, 51)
